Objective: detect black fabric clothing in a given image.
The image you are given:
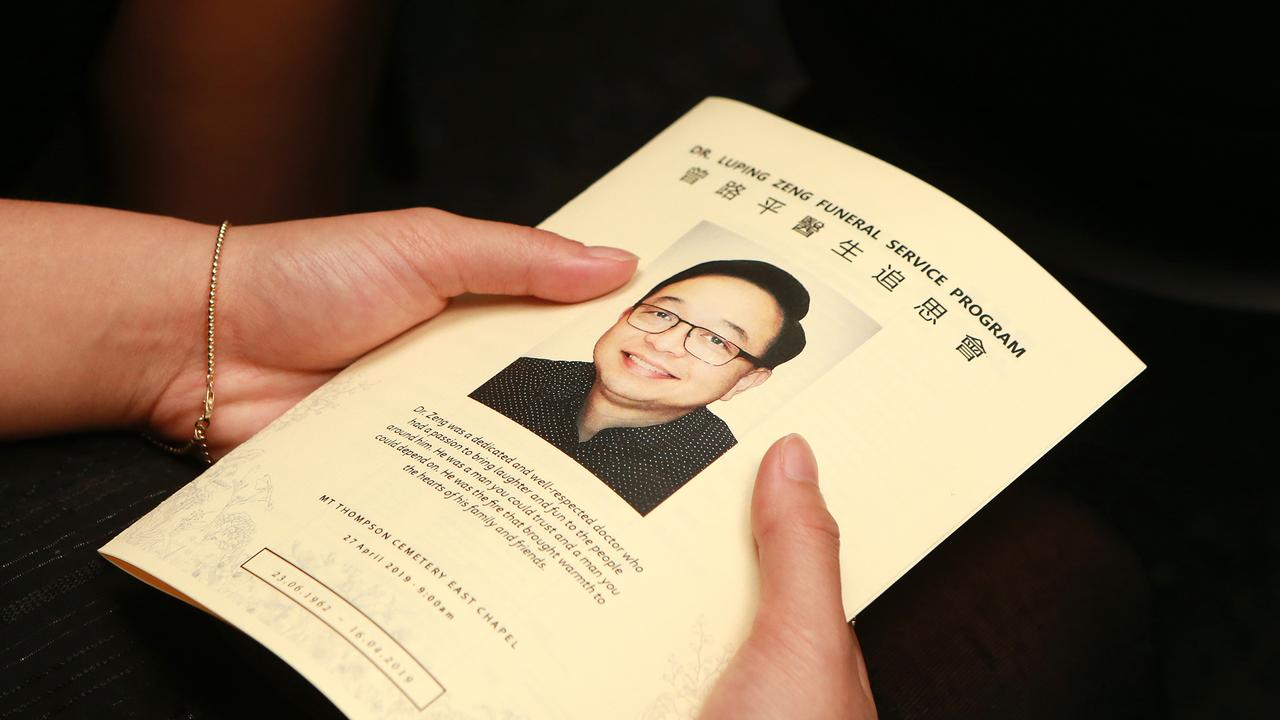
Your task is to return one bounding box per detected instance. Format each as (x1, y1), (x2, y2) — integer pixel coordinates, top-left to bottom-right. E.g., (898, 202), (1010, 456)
(468, 357), (737, 515)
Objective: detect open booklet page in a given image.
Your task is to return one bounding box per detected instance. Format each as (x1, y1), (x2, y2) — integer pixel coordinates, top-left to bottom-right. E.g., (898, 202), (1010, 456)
(101, 97), (1143, 719)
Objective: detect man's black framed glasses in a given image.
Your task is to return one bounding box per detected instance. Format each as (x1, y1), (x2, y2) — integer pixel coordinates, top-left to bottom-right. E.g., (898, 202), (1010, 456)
(626, 303), (761, 366)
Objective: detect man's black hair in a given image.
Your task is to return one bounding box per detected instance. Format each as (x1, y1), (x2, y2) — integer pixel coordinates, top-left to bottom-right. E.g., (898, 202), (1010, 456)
(641, 259), (809, 369)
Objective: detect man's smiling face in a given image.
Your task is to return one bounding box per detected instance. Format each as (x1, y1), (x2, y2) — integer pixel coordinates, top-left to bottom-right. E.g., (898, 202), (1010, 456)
(591, 274), (783, 419)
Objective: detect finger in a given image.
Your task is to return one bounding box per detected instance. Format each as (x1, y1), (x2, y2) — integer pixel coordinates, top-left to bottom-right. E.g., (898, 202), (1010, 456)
(751, 434), (847, 634)
(393, 208), (638, 302)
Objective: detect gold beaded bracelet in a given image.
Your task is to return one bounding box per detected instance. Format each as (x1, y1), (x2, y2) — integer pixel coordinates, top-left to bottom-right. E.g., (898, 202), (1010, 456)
(148, 221), (229, 465)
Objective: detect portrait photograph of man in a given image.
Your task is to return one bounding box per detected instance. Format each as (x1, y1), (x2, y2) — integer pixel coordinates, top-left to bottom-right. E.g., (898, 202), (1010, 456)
(469, 221), (879, 516)
(471, 259), (808, 515)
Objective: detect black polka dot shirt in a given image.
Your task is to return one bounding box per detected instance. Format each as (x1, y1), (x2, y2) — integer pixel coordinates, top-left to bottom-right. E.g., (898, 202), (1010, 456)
(469, 357), (737, 516)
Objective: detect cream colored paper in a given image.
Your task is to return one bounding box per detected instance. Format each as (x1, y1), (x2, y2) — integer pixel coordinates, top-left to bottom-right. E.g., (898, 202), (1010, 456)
(102, 98), (1143, 719)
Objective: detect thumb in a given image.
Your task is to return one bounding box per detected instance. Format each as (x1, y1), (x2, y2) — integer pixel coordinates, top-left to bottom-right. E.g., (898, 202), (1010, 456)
(392, 208), (638, 302)
(751, 434), (847, 640)
(741, 434), (876, 715)
(700, 436), (876, 719)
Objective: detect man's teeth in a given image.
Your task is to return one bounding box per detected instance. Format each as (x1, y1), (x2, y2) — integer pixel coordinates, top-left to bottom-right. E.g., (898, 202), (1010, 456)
(629, 354), (669, 376)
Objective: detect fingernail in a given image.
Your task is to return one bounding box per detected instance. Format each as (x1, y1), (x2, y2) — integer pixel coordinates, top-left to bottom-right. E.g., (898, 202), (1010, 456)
(584, 245), (639, 262)
(780, 433), (818, 484)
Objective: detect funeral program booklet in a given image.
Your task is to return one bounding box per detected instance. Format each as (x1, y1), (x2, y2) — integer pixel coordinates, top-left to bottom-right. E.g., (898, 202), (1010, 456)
(101, 97), (1143, 719)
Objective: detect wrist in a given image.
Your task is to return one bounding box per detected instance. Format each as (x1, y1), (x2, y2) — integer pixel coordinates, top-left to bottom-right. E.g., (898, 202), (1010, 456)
(0, 202), (227, 439)
(138, 220), (234, 441)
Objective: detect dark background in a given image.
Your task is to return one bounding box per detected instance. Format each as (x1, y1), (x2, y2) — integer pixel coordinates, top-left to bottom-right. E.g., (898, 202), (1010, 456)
(2, 2), (1276, 718)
